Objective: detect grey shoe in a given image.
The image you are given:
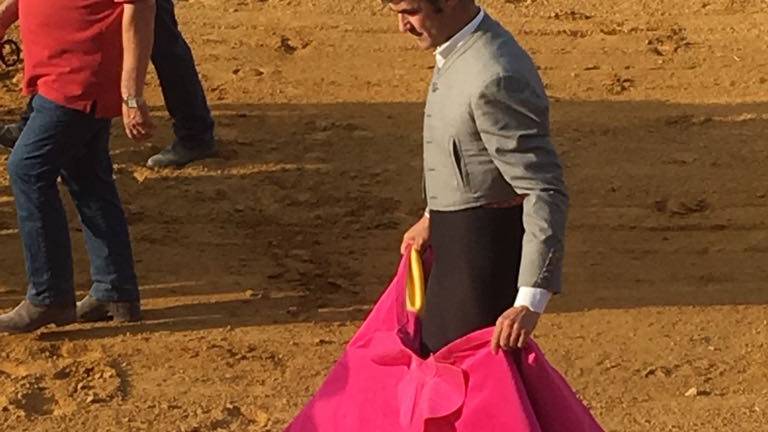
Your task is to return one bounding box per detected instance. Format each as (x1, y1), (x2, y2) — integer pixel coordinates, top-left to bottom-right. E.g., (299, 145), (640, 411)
(0, 123), (22, 150)
(76, 295), (141, 323)
(0, 300), (76, 334)
(146, 141), (217, 168)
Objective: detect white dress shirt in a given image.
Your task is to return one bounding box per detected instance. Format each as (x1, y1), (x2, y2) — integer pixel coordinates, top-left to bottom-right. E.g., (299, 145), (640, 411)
(432, 8), (552, 314)
(435, 8), (486, 69)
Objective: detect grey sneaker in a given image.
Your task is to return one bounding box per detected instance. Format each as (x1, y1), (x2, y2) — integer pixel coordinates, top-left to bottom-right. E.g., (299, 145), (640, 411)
(76, 295), (141, 323)
(0, 300), (76, 334)
(146, 141), (217, 168)
(0, 123), (22, 150)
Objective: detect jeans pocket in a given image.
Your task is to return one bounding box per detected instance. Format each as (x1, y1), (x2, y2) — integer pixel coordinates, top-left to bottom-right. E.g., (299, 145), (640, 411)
(32, 94), (93, 121)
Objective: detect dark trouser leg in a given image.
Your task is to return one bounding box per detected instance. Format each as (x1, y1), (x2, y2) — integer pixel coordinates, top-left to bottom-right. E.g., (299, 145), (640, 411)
(7, 95), (86, 306)
(0, 98), (33, 150)
(420, 206), (524, 355)
(60, 121), (140, 303)
(152, 0), (214, 149)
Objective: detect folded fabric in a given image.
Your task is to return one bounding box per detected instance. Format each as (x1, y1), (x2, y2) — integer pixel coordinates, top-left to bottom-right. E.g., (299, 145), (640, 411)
(286, 252), (603, 432)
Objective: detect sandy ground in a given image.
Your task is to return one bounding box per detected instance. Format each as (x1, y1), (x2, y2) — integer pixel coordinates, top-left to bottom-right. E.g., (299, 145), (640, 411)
(1, 0), (767, 430)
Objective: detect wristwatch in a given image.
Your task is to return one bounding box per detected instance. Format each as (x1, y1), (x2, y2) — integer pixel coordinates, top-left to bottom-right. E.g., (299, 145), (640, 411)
(122, 96), (145, 109)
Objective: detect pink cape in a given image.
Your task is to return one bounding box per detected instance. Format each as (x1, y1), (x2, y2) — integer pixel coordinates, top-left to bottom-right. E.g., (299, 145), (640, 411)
(286, 253), (604, 432)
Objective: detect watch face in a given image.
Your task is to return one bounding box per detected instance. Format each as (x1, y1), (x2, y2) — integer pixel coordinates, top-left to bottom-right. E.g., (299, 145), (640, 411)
(125, 98), (139, 108)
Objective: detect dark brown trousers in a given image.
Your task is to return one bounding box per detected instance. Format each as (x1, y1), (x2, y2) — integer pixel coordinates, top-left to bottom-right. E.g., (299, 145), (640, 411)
(420, 206), (524, 355)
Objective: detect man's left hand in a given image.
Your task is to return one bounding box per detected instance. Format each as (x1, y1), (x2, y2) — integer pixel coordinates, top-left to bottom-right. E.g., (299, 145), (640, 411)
(122, 102), (154, 142)
(491, 306), (541, 354)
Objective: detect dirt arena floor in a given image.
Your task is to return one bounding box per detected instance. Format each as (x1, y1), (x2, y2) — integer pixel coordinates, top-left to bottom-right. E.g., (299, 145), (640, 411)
(1, 0), (767, 431)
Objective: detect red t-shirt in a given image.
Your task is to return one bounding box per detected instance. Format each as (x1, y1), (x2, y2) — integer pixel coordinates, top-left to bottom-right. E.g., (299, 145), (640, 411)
(19, 0), (135, 119)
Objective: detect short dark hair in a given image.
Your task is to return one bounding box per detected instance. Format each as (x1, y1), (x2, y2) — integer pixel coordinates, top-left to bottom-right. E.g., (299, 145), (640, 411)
(381, 0), (443, 10)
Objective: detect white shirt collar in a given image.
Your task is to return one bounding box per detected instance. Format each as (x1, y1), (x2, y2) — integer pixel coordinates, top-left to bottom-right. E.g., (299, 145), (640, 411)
(435, 8), (485, 68)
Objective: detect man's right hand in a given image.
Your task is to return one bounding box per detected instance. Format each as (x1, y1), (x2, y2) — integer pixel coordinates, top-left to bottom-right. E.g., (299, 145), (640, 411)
(400, 215), (430, 255)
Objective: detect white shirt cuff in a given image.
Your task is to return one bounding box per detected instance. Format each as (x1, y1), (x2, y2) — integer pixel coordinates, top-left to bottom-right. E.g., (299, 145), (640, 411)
(514, 286), (552, 314)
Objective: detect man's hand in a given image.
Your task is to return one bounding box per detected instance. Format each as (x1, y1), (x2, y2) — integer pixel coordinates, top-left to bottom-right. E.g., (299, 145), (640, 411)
(122, 102), (154, 142)
(491, 306), (541, 354)
(121, 0), (155, 141)
(0, 0), (20, 39)
(400, 215), (430, 255)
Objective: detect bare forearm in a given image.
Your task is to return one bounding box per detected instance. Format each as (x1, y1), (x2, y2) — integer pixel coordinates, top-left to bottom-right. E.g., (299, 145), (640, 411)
(0, 0), (19, 32)
(121, 0), (155, 98)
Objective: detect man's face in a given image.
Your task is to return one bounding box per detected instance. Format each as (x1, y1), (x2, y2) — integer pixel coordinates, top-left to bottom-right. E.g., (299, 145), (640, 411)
(389, 0), (449, 50)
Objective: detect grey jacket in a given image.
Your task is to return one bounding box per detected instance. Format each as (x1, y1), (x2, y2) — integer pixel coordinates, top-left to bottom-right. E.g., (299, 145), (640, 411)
(423, 14), (568, 293)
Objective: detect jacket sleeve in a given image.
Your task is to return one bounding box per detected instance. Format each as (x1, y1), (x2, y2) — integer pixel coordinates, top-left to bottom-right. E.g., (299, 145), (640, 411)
(471, 74), (569, 293)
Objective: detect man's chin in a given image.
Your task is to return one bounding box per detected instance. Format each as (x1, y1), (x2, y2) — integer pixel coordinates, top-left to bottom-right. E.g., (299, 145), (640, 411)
(415, 38), (436, 50)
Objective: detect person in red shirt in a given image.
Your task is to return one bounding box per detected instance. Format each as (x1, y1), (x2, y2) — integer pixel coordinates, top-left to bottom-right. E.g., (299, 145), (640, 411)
(0, 0), (156, 333)
(0, 0), (217, 168)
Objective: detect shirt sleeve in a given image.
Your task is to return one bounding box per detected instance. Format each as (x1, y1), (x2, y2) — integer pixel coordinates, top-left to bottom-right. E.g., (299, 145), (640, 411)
(514, 286), (553, 313)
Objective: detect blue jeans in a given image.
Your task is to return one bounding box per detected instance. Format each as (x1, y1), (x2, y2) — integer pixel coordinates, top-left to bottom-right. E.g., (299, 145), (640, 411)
(152, 0), (214, 149)
(7, 95), (139, 307)
(15, 0), (214, 149)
